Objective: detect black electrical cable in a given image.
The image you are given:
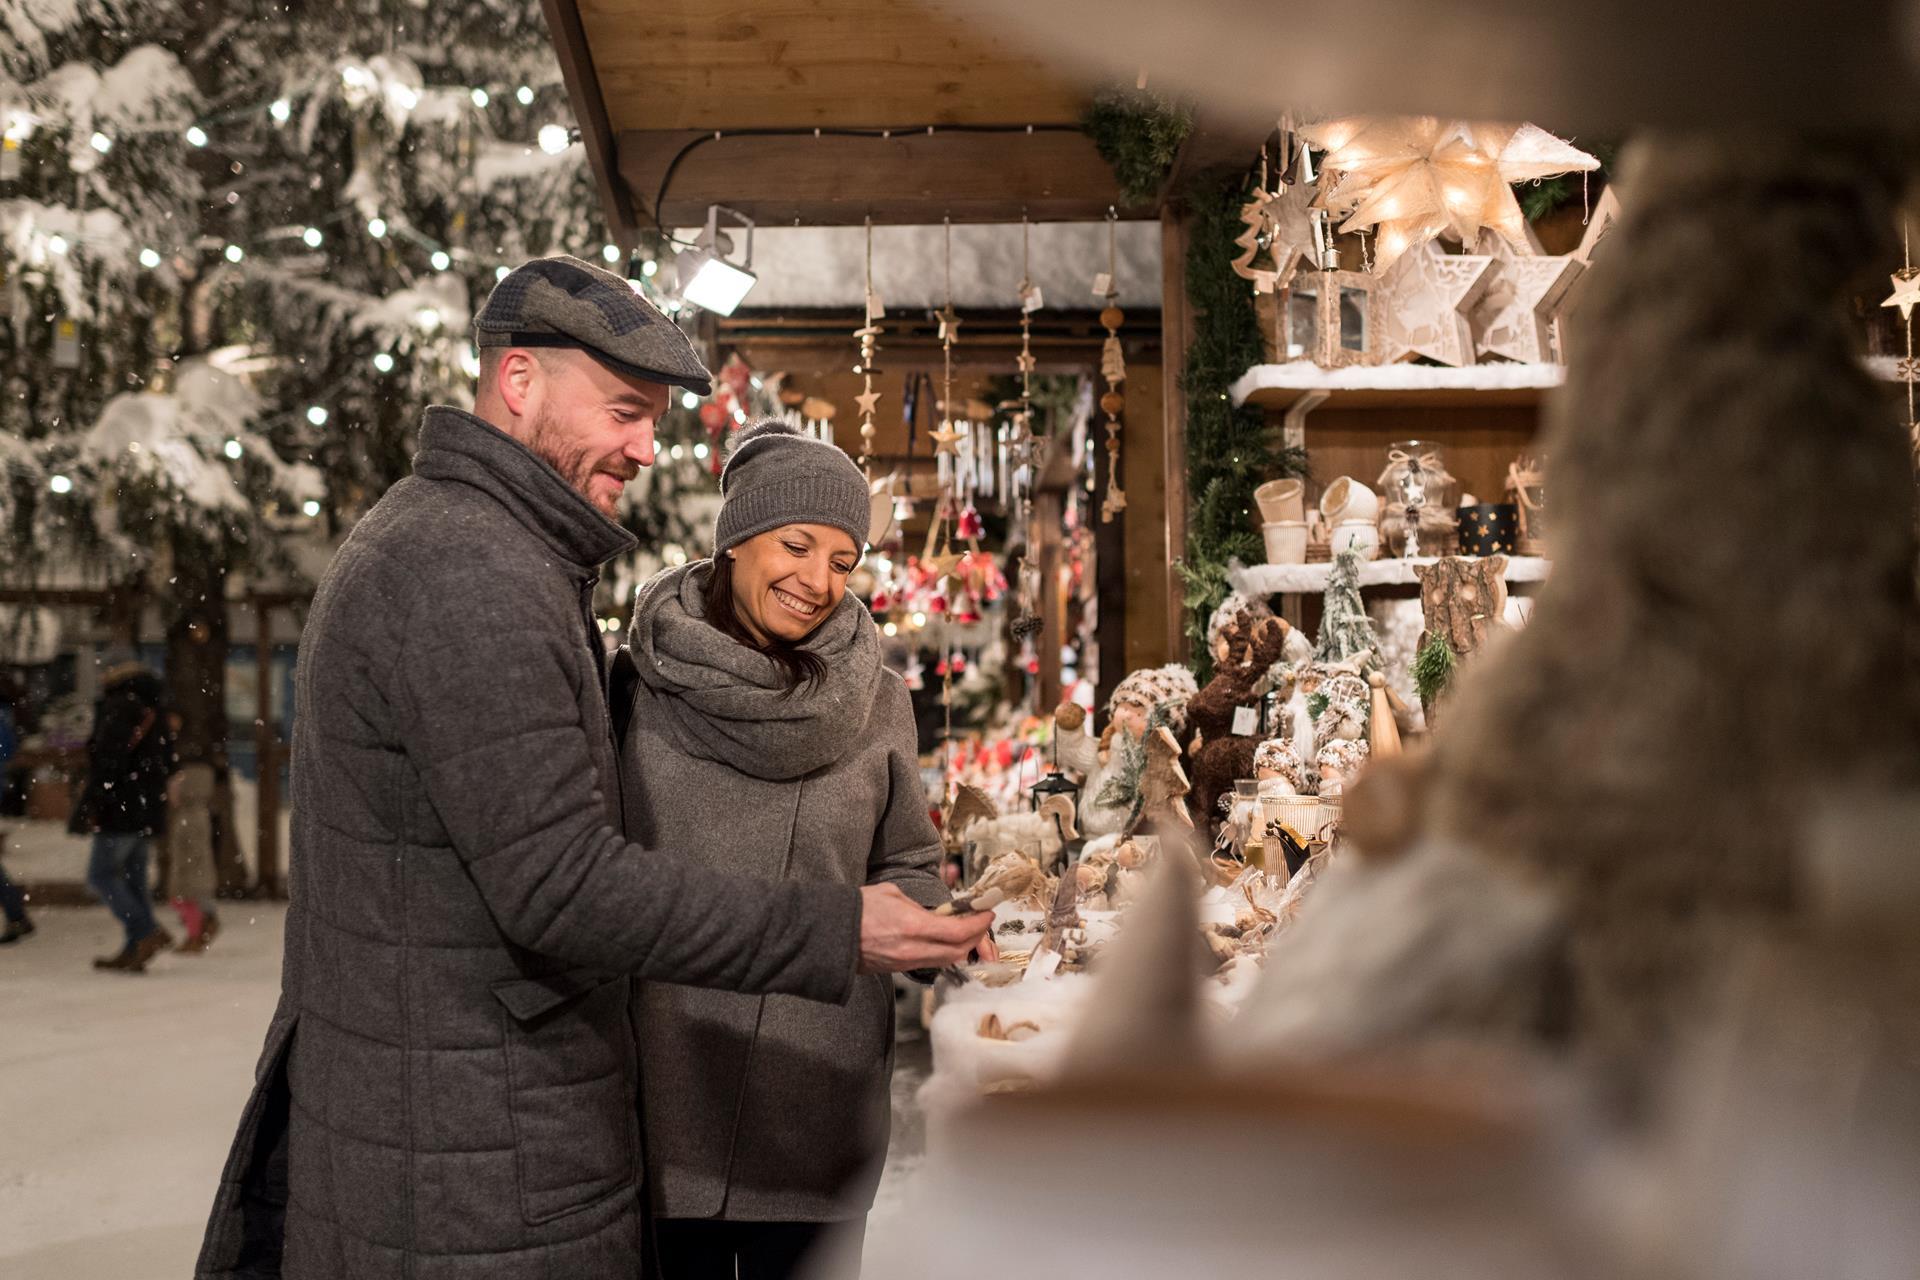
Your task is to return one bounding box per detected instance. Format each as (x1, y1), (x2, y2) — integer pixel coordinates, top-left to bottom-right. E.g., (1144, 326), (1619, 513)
(647, 123), (1085, 239)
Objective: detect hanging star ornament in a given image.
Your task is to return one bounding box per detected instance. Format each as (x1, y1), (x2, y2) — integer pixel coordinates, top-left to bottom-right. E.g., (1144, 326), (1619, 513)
(937, 304), (963, 343)
(1882, 268), (1920, 321)
(1232, 152), (1318, 294)
(855, 387), (883, 417)
(1299, 116), (1599, 273)
(1369, 238), (1495, 366)
(929, 421), (966, 455)
(1468, 231), (1582, 364)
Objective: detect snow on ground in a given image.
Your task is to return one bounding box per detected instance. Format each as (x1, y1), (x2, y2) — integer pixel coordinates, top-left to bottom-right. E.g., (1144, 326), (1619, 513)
(0, 891), (934, 1278)
(0, 903), (287, 1280)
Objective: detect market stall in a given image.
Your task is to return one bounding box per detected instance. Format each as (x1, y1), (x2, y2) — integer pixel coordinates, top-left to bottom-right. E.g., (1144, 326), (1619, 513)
(544, 4), (1920, 1276)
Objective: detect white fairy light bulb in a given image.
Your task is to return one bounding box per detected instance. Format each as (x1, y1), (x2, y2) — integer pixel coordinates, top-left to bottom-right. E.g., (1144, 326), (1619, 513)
(47, 234), (68, 256)
(692, 442), (709, 461)
(413, 306), (442, 333)
(186, 125), (208, 147)
(640, 258), (658, 277)
(680, 391), (698, 410)
(430, 250), (451, 271)
(89, 131), (112, 153)
(494, 265), (511, 282)
(601, 243), (620, 263)
(515, 85), (534, 105)
(302, 227), (323, 248)
(302, 499), (322, 517)
(270, 98), (291, 123)
(537, 124), (570, 155)
(669, 444), (685, 461)
(470, 87), (490, 108)
(138, 248), (161, 269)
(49, 474), (72, 494)
(367, 217), (387, 239)
(306, 406), (329, 426)
(223, 439), (244, 460)
(372, 352), (395, 373)
(224, 244), (244, 263)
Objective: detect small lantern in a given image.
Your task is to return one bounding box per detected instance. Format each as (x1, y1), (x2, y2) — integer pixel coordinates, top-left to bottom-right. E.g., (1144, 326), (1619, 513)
(1285, 261), (1375, 370)
(1030, 768), (1081, 851)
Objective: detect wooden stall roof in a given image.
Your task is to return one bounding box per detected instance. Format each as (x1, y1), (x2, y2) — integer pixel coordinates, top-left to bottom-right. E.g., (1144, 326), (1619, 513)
(540, 0), (1260, 235)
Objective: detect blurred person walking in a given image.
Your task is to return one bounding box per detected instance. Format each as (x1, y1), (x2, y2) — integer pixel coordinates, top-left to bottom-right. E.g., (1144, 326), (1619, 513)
(73, 654), (176, 972)
(162, 711), (222, 953)
(0, 682), (32, 944)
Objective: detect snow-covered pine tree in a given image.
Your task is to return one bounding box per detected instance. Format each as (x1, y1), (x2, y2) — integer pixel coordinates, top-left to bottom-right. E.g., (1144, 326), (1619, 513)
(1312, 547), (1379, 670)
(2, 0), (728, 771)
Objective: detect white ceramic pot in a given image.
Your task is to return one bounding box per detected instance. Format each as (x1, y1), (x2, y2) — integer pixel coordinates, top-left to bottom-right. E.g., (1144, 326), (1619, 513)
(1262, 520), (1309, 565)
(1254, 478), (1306, 524)
(1319, 476), (1379, 524)
(1332, 518), (1380, 560)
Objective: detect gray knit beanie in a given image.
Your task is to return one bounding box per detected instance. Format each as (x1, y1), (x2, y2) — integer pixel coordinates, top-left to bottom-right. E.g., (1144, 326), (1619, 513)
(714, 420), (870, 555)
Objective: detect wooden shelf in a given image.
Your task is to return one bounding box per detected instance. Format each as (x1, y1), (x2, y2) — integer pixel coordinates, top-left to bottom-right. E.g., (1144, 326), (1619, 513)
(1229, 556), (1552, 597)
(1229, 362), (1566, 411)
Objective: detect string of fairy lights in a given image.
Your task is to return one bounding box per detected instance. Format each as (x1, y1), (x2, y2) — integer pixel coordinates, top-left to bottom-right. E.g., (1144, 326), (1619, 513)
(1, 60), (625, 287)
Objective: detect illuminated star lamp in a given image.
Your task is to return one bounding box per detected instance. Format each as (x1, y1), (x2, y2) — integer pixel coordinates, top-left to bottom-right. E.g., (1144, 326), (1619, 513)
(1300, 116), (1599, 272)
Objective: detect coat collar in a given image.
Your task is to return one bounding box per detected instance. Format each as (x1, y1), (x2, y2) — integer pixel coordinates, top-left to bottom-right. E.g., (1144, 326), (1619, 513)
(412, 406), (637, 571)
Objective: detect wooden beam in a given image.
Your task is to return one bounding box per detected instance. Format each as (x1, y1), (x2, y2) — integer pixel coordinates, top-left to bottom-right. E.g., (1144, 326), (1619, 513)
(540, 0), (638, 241)
(1159, 208), (1192, 664)
(575, 0), (1090, 133)
(619, 127), (1143, 228)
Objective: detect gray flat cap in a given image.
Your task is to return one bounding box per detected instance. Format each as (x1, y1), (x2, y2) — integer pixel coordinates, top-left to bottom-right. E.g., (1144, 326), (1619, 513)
(474, 254), (713, 396)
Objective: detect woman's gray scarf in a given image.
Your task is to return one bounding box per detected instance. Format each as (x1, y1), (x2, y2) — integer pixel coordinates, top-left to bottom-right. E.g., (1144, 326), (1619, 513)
(626, 560), (882, 781)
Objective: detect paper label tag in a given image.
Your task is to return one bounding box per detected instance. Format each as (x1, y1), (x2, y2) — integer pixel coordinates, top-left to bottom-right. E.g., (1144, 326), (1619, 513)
(1231, 705), (1259, 736)
(865, 290), (885, 321)
(1020, 282), (1044, 313)
(1091, 272), (1112, 298)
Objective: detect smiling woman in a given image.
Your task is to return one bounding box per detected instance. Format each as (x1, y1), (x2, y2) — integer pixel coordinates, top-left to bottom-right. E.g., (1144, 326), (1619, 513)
(617, 419), (960, 1276)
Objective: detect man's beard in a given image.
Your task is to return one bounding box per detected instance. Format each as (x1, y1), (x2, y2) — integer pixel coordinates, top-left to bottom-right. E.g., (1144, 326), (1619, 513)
(525, 408), (617, 512)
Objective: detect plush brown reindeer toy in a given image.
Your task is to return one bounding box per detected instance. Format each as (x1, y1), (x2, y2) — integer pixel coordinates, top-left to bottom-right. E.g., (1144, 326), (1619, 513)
(1185, 615), (1290, 827)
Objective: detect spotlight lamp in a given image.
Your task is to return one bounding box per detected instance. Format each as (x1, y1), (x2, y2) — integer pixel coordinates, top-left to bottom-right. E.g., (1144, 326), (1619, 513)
(675, 204), (757, 316)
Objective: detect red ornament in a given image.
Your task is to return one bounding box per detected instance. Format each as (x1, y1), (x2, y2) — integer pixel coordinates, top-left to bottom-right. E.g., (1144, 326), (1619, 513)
(957, 504), (984, 540)
(699, 402), (728, 431)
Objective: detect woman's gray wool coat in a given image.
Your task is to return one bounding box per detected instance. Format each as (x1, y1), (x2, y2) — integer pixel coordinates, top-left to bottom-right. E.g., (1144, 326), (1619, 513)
(619, 614), (947, 1222)
(194, 408), (863, 1280)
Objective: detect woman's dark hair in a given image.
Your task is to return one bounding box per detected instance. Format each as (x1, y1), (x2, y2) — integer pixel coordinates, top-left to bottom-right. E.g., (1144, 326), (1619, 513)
(703, 553), (828, 695)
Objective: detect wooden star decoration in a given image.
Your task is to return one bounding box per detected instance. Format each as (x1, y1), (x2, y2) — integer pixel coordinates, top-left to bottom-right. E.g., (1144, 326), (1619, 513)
(1882, 268), (1920, 322)
(855, 388), (882, 416)
(1369, 238), (1495, 367)
(937, 305), (962, 343)
(1016, 349), (1037, 375)
(924, 551), (964, 583)
(1468, 232), (1582, 364)
(1232, 192), (1280, 292)
(929, 422), (965, 455)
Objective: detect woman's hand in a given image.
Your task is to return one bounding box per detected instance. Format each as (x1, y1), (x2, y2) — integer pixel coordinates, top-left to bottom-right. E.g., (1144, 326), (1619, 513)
(857, 884), (993, 973)
(972, 929), (999, 965)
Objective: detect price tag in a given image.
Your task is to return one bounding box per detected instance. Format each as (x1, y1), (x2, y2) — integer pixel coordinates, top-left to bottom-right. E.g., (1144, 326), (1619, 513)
(1231, 705), (1259, 736)
(1019, 282), (1044, 313)
(1091, 272), (1112, 298)
(865, 290), (885, 322)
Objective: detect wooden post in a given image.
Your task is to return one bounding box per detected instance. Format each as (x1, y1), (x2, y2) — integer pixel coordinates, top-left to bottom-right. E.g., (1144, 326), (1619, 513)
(254, 598), (283, 899)
(1160, 209), (1192, 664)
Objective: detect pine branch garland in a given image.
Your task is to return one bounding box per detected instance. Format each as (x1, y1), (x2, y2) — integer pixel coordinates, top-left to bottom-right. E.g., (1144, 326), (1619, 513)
(1082, 89), (1193, 205)
(1177, 178), (1310, 675)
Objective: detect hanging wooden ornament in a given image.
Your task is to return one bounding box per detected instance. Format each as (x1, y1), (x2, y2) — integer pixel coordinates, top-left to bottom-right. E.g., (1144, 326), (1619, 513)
(933, 217), (965, 459)
(1236, 146), (1320, 297)
(1468, 230), (1582, 365)
(854, 218), (884, 475)
(1884, 221), (1920, 470)
(1552, 184), (1622, 357)
(1098, 210), (1127, 522)
(1368, 238), (1495, 366)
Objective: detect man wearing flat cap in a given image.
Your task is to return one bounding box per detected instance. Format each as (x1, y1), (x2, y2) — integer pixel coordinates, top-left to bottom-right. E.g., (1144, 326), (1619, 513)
(196, 255), (991, 1280)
